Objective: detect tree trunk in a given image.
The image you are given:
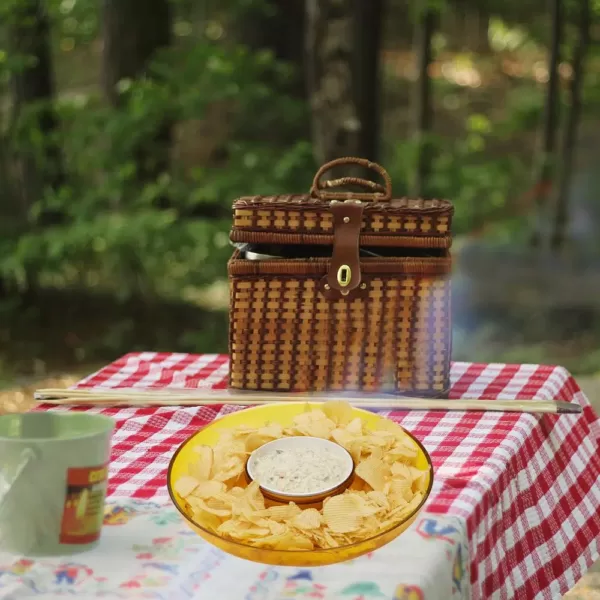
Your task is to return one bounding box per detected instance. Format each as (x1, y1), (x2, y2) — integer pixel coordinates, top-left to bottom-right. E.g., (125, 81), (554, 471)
(353, 0), (384, 163)
(411, 7), (437, 198)
(306, 0), (362, 167)
(529, 0), (563, 247)
(102, 0), (172, 195)
(232, 0), (307, 148)
(549, 0), (590, 251)
(10, 0), (64, 224)
(237, 0), (306, 95)
(469, 5), (490, 54)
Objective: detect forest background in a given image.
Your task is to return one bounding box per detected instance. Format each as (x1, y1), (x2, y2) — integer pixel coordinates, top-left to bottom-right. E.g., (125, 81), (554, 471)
(1, 0), (599, 387)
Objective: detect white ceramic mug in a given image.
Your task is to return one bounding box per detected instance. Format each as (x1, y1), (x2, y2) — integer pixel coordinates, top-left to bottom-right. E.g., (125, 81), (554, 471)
(0, 412), (115, 556)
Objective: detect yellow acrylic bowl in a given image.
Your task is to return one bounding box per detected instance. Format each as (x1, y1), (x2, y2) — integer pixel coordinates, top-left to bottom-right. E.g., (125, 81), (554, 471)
(167, 402), (433, 567)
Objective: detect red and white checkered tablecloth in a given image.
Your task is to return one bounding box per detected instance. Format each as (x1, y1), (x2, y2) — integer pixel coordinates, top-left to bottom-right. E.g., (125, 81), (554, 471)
(38, 353), (600, 600)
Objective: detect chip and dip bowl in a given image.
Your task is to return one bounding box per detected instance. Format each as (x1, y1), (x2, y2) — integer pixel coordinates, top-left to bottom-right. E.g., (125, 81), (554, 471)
(245, 436), (355, 504)
(167, 402), (433, 567)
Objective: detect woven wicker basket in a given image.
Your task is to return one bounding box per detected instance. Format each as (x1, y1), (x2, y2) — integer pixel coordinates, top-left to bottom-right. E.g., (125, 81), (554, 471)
(228, 157), (453, 396)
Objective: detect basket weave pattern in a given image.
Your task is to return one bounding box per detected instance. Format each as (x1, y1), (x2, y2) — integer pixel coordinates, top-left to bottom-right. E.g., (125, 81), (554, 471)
(229, 264), (451, 394)
(232, 195), (452, 240)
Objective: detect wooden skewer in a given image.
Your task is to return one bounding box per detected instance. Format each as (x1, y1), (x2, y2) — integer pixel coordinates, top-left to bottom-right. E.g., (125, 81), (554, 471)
(33, 388), (582, 414)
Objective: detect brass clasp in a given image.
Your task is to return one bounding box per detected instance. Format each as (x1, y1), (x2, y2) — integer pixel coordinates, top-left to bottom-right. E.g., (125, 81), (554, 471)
(337, 265), (352, 287)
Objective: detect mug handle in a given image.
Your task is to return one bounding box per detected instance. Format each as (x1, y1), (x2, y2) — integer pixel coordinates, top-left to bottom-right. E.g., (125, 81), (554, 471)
(0, 447), (39, 509)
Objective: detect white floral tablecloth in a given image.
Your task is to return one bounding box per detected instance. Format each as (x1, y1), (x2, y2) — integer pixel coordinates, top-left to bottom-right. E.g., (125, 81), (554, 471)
(0, 500), (469, 599)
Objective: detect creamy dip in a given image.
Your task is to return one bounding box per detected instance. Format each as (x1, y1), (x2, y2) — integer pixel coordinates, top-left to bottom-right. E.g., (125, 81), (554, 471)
(251, 445), (349, 494)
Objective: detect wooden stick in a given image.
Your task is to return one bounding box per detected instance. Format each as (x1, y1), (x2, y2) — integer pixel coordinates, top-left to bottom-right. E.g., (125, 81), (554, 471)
(33, 388), (582, 414)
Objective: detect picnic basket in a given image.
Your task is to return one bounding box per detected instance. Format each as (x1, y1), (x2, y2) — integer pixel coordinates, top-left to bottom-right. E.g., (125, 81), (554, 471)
(228, 157), (453, 396)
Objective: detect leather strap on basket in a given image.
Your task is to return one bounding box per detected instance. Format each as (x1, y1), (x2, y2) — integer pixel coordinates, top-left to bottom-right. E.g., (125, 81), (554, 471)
(310, 157), (392, 202)
(326, 200), (365, 296)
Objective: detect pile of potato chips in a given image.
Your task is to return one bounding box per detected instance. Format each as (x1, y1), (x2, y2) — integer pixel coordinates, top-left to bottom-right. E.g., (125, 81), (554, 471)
(174, 401), (429, 551)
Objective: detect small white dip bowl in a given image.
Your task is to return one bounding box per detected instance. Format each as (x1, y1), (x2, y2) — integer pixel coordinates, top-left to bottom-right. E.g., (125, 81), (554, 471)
(246, 436), (354, 504)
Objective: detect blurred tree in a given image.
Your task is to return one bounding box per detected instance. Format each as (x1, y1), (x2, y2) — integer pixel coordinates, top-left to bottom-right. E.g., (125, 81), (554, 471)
(221, 0), (308, 158)
(306, 0), (360, 165)
(237, 0), (305, 97)
(529, 0), (563, 247)
(444, 1), (490, 53)
(9, 0), (64, 224)
(354, 0), (384, 162)
(411, 2), (437, 197)
(102, 0), (173, 197)
(306, 0), (383, 167)
(550, 0), (591, 251)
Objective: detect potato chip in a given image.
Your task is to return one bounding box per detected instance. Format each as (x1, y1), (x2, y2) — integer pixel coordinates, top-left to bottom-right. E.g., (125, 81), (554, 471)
(189, 445), (213, 480)
(174, 475), (200, 498)
(186, 500), (222, 531)
(259, 530), (314, 551)
(226, 472), (249, 489)
(291, 410), (336, 439)
(345, 417), (363, 436)
(176, 401), (429, 551)
(322, 494), (362, 533)
(386, 493), (423, 522)
(195, 495), (233, 517)
(215, 438), (246, 462)
(218, 520), (270, 539)
(366, 490), (390, 510)
(242, 481), (265, 511)
(244, 433), (270, 452)
(212, 455), (245, 482)
(388, 477), (413, 503)
(251, 504), (301, 521)
(348, 436), (387, 463)
(355, 456), (389, 492)
(230, 425), (257, 439)
(259, 423), (284, 438)
(243, 423), (284, 452)
(292, 508), (322, 530)
(330, 427), (354, 449)
(374, 418), (404, 434)
(189, 479), (227, 499)
(322, 529), (340, 547)
(355, 435), (387, 448)
(323, 400), (354, 426)
(409, 466), (430, 493)
(390, 462), (412, 478)
(368, 447), (386, 462)
(351, 493), (382, 518)
(357, 514), (382, 535)
(348, 477), (366, 492)
(345, 440), (363, 464)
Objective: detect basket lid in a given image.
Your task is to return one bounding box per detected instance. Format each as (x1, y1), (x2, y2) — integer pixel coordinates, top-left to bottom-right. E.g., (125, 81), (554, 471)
(230, 157), (453, 249)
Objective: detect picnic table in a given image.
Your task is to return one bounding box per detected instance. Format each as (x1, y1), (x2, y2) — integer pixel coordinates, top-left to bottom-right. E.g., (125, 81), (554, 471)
(1, 353), (599, 599)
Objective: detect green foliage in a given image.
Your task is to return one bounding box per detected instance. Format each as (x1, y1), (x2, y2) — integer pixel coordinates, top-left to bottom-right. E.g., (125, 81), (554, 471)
(488, 17), (534, 53)
(499, 85), (545, 133)
(1, 28), (314, 299)
(408, 0), (448, 20)
(387, 112), (527, 235)
(49, 0), (99, 48)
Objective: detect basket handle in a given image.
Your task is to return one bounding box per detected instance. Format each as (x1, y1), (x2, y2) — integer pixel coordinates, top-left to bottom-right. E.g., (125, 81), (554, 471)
(310, 157), (392, 202)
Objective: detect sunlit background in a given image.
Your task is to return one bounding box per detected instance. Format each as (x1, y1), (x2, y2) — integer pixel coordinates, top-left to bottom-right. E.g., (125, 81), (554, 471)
(1, 0), (599, 393)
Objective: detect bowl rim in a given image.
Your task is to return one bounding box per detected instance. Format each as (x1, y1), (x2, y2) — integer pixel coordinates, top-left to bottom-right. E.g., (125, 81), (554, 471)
(245, 435), (354, 499)
(166, 402), (434, 554)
